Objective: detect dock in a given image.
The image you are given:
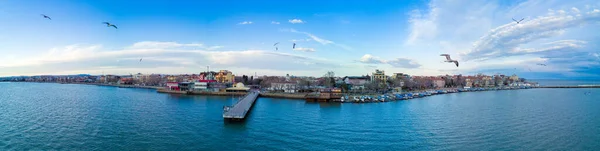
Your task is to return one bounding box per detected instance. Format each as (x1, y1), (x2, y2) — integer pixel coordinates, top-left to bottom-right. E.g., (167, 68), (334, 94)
(223, 91), (260, 121)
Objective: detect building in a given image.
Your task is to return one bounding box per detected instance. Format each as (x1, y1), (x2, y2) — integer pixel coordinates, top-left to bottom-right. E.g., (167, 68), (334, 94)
(343, 76), (369, 90)
(371, 69), (387, 83)
(433, 77), (445, 88)
(271, 82), (298, 93)
(166, 82), (179, 90)
(178, 82), (192, 91)
(225, 82), (251, 92)
(509, 74), (519, 82)
(391, 73), (409, 79)
(215, 70), (235, 83)
(208, 82), (228, 92)
(192, 80), (215, 91)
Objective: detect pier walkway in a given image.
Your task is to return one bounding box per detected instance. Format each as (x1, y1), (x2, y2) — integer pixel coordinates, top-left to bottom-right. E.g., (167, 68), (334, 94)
(223, 91), (260, 121)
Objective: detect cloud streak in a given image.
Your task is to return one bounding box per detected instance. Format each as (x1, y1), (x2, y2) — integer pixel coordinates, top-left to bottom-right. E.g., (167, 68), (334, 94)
(358, 54), (421, 68)
(288, 19), (305, 24)
(285, 28), (351, 50)
(238, 21), (253, 25)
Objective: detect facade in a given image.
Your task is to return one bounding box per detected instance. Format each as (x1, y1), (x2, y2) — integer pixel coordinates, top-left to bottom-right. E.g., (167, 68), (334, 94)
(178, 82), (192, 91)
(391, 73), (409, 79)
(193, 82), (208, 91)
(166, 82), (179, 90)
(433, 78), (445, 88)
(215, 70), (235, 83)
(371, 69), (387, 83)
(270, 82), (298, 93)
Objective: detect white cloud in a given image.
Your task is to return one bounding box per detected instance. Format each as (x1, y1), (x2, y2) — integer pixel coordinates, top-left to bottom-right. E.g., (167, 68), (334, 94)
(359, 54), (421, 68)
(293, 47), (316, 52)
(271, 21), (280, 24)
(359, 54), (386, 64)
(0, 42), (344, 76)
(462, 9), (600, 61)
(387, 58), (422, 68)
(238, 21), (253, 25)
(288, 19), (305, 24)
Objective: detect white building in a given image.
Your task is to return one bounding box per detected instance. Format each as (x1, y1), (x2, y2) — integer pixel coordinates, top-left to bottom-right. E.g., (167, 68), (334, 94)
(193, 82), (208, 91)
(270, 82), (298, 93)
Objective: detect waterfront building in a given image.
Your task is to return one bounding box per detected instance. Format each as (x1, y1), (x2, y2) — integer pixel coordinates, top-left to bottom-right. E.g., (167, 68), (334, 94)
(371, 69), (387, 83)
(215, 70), (235, 83)
(343, 76), (369, 90)
(178, 82), (192, 91)
(166, 82), (179, 91)
(270, 82), (298, 93)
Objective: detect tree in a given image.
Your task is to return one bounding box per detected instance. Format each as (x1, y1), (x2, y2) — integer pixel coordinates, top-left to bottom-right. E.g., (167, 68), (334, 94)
(322, 71), (335, 88)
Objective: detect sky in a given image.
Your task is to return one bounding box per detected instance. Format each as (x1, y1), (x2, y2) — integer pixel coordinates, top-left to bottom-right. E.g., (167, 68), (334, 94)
(1, 0), (600, 79)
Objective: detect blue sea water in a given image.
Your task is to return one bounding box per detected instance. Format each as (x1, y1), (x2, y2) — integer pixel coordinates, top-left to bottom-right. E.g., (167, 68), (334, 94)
(1, 82), (599, 150)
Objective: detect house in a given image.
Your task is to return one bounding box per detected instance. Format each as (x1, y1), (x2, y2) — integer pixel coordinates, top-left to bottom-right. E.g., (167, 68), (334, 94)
(118, 77), (133, 85)
(371, 69), (387, 83)
(433, 77), (445, 88)
(271, 82), (298, 93)
(226, 82), (251, 92)
(215, 70), (235, 83)
(344, 76), (369, 90)
(166, 82), (179, 91)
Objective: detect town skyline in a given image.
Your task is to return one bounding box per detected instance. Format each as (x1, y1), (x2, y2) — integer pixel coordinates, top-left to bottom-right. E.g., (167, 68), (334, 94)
(1, 0), (600, 79)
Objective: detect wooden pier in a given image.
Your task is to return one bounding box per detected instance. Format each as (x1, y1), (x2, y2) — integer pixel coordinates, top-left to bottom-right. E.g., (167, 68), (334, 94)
(223, 91), (260, 122)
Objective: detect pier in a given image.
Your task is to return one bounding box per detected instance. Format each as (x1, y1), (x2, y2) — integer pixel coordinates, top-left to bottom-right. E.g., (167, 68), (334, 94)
(223, 91), (260, 121)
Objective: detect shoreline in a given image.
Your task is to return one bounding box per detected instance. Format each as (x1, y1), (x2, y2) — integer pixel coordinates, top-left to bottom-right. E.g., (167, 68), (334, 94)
(3, 81), (598, 100)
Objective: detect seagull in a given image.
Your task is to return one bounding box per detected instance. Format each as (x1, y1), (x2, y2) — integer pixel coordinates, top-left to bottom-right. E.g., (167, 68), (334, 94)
(293, 43), (296, 49)
(41, 14), (51, 20)
(512, 18), (525, 24)
(536, 63), (547, 66)
(139, 58), (143, 62)
(440, 54), (459, 67)
(274, 42), (279, 51)
(102, 22), (118, 29)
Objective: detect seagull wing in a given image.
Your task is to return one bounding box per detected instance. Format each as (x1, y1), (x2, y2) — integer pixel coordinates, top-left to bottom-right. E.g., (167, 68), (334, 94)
(519, 18), (525, 22)
(293, 43), (296, 49)
(454, 61), (459, 67)
(102, 22), (110, 26)
(111, 25), (118, 29)
(273, 42), (279, 46)
(512, 18), (517, 22)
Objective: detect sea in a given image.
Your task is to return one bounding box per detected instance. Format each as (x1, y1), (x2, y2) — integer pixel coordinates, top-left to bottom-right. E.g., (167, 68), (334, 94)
(1, 81), (599, 150)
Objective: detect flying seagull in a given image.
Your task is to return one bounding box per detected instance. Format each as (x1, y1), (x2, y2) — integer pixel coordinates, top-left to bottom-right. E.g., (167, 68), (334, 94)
(41, 14), (51, 20)
(139, 58), (143, 62)
(536, 63), (547, 66)
(440, 54), (459, 67)
(274, 42), (279, 51)
(293, 43), (296, 49)
(102, 22), (118, 29)
(512, 18), (525, 24)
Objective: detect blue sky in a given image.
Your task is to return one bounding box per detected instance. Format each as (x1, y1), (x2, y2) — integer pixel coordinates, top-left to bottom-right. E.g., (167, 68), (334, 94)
(1, 0), (600, 79)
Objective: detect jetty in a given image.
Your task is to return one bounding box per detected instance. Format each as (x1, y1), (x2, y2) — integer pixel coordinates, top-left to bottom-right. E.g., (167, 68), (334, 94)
(223, 91), (260, 121)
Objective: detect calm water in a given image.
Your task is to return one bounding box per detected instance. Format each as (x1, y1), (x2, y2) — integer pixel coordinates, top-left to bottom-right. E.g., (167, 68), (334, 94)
(1, 82), (600, 150)
(531, 79), (600, 86)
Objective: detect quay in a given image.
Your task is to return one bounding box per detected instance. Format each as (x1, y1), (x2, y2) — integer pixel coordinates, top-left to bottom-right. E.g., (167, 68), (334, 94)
(223, 91), (260, 122)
